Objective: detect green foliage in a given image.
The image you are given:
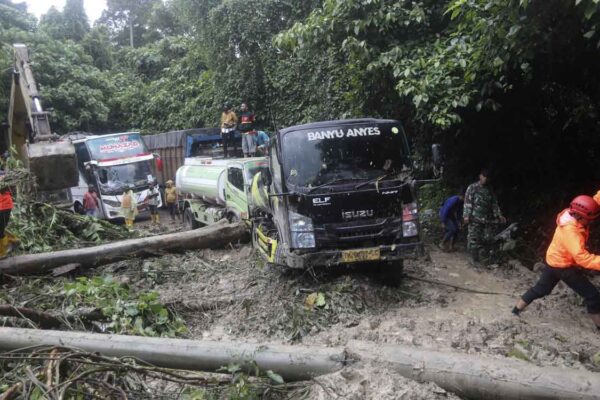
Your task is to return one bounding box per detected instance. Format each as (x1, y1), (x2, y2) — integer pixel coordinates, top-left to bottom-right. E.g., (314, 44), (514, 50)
(99, 0), (163, 47)
(39, 0), (90, 42)
(30, 37), (113, 132)
(419, 183), (453, 211)
(61, 0), (90, 41)
(63, 275), (187, 337)
(82, 25), (114, 70)
(6, 154), (132, 253)
(0, 3), (112, 133)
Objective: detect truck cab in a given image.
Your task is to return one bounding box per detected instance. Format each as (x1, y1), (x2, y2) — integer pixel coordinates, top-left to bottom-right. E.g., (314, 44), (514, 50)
(251, 119), (423, 274)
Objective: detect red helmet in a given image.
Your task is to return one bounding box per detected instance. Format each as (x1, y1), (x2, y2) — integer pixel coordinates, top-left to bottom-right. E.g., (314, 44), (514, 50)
(570, 195), (600, 220)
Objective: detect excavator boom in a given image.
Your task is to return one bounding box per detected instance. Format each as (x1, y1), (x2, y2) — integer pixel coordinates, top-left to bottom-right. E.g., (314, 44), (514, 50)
(7, 44), (78, 191)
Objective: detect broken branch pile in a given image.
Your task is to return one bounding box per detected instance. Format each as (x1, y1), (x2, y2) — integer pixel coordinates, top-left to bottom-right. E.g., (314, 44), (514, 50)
(4, 167), (132, 254)
(0, 346), (305, 399)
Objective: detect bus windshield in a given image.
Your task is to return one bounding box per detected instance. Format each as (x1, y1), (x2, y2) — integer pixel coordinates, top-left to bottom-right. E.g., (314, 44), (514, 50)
(97, 161), (153, 195)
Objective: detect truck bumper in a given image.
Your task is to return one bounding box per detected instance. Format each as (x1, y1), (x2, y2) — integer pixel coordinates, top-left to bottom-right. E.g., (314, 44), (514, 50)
(286, 242), (424, 269)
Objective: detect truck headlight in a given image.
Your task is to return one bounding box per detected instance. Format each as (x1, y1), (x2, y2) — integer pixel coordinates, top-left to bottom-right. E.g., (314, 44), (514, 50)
(289, 211), (315, 248)
(291, 232), (316, 248)
(402, 202), (419, 238)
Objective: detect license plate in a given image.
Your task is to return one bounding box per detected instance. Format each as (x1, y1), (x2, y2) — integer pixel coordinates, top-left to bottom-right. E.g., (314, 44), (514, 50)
(342, 248), (381, 263)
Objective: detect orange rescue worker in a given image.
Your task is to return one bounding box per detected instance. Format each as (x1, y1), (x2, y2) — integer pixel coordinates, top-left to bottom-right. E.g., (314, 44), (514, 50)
(0, 180), (14, 257)
(513, 195), (600, 331)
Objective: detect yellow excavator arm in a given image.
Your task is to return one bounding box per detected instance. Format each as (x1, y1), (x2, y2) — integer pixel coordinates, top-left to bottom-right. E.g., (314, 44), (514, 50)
(7, 44), (78, 191)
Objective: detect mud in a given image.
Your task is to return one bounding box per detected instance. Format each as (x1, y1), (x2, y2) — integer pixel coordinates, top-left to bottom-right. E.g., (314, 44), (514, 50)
(310, 362), (460, 400)
(96, 228), (600, 398)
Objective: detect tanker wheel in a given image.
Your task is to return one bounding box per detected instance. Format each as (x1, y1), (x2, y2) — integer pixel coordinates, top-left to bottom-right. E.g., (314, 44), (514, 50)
(183, 208), (200, 230)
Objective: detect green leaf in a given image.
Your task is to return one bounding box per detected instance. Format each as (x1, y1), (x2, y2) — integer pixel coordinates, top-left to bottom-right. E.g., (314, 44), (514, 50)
(507, 25), (521, 37)
(316, 293), (326, 307)
(266, 370), (285, 385)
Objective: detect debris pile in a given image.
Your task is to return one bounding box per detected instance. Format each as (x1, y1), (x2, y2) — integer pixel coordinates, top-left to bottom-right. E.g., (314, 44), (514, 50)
(0, 346), (306, 399)
(5, 167), (132, 254)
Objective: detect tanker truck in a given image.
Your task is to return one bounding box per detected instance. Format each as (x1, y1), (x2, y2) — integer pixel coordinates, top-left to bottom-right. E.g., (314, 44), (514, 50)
(250, 118), (438, 280)
(176, 157), (268, 229)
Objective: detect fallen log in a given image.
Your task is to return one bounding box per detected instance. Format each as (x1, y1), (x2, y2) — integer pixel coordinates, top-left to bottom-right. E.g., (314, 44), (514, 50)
(0, 305), (107, 330)
(0, 305), (62, 328)
(0, 221), (246, 275)
(0, 328), (599, 400)
(349, 340), (600, 400)
(0, 328), (346, 381)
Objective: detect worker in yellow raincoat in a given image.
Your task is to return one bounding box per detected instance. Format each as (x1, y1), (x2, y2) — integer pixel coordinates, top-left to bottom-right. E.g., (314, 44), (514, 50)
(121, 189), (138, 230)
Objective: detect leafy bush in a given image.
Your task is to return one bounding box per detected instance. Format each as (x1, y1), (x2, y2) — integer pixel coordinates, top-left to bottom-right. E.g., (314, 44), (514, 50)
(63, 276), (187, 337)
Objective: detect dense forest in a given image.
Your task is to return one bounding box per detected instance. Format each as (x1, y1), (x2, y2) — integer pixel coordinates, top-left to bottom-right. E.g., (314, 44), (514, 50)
(2, 0), (600, 231)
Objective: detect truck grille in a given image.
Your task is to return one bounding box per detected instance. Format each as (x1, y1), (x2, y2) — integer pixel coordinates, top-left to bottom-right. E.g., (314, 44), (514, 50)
(314, 217), (403, 249)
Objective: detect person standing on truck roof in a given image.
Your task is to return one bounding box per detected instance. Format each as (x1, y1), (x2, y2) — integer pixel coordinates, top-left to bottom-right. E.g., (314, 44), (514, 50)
(83, 185), (99, 218)
(239, 103), (257, 158)
(254, 130), (270, 156)
(463, 169), (506, 265)
(121, 188), (138, 230)
(220, 104), (238, 158)
(512, 194), (600, 332)
(165, 179), (179, 222)
(439, 190), (464, 252)
(147, 181), (161, 225)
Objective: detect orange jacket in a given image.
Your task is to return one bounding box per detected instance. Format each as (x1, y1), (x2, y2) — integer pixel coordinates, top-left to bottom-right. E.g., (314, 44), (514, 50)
(545, 209), (600, 271)
(0, 191), (13, 211)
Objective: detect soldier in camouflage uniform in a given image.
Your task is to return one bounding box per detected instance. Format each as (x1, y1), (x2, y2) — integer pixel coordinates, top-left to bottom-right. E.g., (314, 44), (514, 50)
(463, 169), (506, 264)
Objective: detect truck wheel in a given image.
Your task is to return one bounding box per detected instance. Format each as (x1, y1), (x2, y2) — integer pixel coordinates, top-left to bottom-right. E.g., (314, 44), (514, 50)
(377, 260), (404, 287)
(183, 208), (200, 230)
(73, 202), (84, 215)
(227, 212), (240, 223)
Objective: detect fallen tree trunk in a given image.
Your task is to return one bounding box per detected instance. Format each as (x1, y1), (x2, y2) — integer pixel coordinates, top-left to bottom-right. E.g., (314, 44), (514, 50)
(0, 328), (599, 399)
(0, 221), (246, 275)
(0, 328), (345, 381)
(0, 305), (62, 328)
(349, 340), (600, 400)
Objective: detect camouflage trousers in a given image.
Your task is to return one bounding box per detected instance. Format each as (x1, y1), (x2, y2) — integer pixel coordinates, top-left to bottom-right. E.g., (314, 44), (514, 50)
(467, 222), (495, 251)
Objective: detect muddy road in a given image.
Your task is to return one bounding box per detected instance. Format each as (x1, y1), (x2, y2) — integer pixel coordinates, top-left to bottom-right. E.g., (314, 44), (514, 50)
(92, 238), (600, 398)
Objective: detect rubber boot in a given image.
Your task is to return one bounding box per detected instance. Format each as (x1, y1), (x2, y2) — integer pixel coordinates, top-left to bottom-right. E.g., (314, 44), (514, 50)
(0, 236), (7, 258)
(438, 240), (448, 252)
(155, 214), (160, 224)
(470, 249), (482, 267)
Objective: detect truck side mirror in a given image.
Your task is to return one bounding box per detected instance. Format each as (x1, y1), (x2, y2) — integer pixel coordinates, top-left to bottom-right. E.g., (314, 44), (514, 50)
(432, 144), (443, 178)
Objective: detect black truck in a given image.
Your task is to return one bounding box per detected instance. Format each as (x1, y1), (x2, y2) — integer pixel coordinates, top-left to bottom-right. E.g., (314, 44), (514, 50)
(251, 119), (431, 279)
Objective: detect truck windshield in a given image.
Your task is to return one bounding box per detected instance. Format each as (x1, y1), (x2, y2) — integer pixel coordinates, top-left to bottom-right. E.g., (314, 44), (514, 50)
(97, 161), (153, 195)
(281, 123), (409, 189)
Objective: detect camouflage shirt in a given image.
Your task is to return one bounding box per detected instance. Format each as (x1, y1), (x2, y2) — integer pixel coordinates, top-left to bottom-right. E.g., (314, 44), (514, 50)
(463, 182), (503, 223)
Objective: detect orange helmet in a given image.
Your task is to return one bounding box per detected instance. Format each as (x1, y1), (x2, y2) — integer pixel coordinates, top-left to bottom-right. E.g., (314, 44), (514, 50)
(570, 195), (600, 220)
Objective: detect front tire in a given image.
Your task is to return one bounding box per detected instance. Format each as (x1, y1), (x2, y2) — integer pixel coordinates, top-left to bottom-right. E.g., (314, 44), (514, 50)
(377, 260), (404, 287)
(73, 202), (84, 215)
(183, 208), (201, 230)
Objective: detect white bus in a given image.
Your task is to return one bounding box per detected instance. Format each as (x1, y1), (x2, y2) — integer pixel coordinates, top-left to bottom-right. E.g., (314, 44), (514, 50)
(70, 132), (163, 220)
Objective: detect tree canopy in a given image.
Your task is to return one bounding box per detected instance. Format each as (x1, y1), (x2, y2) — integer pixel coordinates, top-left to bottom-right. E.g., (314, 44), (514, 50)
(2, 0), (600, 222)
